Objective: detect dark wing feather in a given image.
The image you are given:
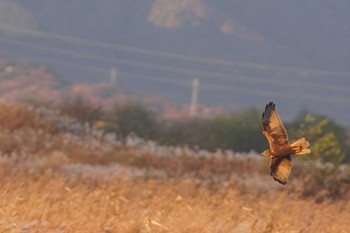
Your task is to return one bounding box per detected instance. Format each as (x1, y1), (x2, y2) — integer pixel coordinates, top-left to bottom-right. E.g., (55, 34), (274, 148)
(262, 102), (289, 151)
(270, 155), (292, 185)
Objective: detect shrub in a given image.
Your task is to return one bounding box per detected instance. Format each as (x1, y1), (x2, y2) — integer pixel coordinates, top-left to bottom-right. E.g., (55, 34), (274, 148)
(57, 97), (103, 125)
(0, 103), (54, 132)
(289, 114), (347, 164)
(289, 114), (350, 199)
(159, 107), (266, 152)
(109, 104), (160, 140)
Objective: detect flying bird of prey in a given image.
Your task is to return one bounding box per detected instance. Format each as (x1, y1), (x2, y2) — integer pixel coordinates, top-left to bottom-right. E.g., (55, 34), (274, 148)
(261, 102), (311, 185)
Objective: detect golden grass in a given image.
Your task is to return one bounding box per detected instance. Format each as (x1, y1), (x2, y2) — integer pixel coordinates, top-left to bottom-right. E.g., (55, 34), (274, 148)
(0, 103), (54, 132)
(0, 102), (348, 232)
(0, 171), (348, 233)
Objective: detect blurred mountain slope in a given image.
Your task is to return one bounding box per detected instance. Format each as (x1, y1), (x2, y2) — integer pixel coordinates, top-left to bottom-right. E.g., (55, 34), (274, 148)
(0, 0), (349, 124)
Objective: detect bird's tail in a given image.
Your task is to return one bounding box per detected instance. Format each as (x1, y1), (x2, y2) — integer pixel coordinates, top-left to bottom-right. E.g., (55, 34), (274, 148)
(290, 138), (311, 155)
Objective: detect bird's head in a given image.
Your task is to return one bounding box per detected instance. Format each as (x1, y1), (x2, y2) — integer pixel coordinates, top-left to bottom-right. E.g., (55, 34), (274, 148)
(261, 150), (271, 157)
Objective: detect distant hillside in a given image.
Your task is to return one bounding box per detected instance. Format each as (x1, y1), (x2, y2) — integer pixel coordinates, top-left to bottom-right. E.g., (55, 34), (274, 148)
(12, 0), (349, 69)
(0, 0), (349, 125)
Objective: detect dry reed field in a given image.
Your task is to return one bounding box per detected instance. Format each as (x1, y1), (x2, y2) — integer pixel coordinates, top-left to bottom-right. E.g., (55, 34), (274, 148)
(0, 171), (349, 233)
(0, 103), (348, 232)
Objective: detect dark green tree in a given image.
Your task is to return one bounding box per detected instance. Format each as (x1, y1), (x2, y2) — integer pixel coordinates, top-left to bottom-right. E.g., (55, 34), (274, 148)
(289, 114), (347, 164)
(58, 97), (103, 125)
(112, 104), (159, 140)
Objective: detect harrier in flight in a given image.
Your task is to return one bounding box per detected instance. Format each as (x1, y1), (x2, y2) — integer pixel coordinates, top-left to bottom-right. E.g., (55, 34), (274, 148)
(261, 102), (311, 185)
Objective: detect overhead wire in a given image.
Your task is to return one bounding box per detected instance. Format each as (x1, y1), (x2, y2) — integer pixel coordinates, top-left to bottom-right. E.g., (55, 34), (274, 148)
(0, 36), (349, 94)
(0, 23), (349, 124)
(1, 23), (350, 77)
(0, 50), (109, 75)
(0, 36), (349, 105)
(0, 27), (349, 112)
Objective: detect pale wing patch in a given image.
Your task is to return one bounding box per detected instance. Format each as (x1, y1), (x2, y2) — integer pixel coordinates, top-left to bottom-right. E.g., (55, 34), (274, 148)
(270, 156), (292, 185)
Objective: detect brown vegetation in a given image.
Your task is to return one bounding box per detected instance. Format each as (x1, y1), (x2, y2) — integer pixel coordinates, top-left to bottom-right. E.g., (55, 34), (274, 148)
(0, 171), (349, 232)
(0, 102), (348, 232)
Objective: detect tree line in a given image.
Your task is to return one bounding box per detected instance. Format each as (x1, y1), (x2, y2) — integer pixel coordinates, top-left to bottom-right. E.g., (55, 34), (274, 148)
(56, 98), (350, 162)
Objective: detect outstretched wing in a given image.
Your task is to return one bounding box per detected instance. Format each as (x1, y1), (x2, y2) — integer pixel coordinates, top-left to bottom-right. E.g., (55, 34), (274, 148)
(262, 102), (289, 151)
(270, 155), (292, 185)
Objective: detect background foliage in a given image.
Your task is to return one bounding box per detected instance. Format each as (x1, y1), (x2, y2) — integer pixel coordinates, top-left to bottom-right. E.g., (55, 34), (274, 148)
(56, 99), (350, 162)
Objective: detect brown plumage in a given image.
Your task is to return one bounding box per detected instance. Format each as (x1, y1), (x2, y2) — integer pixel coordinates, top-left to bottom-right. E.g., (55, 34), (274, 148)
(261, 102), (311, 185)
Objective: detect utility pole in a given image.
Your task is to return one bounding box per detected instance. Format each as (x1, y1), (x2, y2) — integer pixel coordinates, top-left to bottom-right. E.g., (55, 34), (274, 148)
(190, 78), (199, 117)
(110, 67), (117, 88)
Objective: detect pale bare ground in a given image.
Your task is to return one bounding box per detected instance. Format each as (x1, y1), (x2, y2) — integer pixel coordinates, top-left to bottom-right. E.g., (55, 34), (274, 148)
(0, 169), (348, 233)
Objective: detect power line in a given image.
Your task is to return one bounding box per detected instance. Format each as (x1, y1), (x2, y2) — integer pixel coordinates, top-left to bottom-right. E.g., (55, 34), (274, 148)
(201, 82), (350, 104)
(0, 50), (109, 75)
(1, 38), (350, 105)
(0, 26), (349, 124)
(120, 73), (190, 87)
(0, 36), (282, 84)
(120, 71), (350, 104)
(0, 35), (350, 106)
(1, 23), (350, 77)
(1, 36), (349, 94)
(0, 48), (191, 87)
(1, 47), (350, 106)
